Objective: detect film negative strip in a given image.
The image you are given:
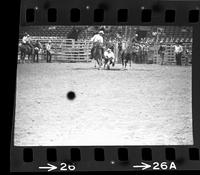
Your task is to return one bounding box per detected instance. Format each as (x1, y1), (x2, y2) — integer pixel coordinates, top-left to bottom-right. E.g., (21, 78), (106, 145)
(10, 0), (200, 173)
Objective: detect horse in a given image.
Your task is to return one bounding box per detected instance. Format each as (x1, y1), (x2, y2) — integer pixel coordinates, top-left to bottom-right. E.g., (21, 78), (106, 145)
(121, 45), (134, 69)
(33, 46), (40, 63)
(32, 41), (43, 63)
(18, 42), (35, 63)
(19, 43), (33, 63)
(93, 44), (104, 70)
(132, 44), (140, 63)
(18, 41), (43, 63)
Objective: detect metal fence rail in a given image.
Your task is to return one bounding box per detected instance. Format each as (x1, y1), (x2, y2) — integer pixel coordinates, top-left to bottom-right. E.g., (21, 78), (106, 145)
(18, 37), (93, 62)
(18, 36), (192, 65)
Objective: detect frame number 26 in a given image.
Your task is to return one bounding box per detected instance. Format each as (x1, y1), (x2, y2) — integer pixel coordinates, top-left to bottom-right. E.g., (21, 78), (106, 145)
(60, 163), (76, 171)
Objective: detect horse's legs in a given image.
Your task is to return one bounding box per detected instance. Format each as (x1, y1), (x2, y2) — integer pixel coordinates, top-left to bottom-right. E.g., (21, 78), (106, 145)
(98, 58), (102, 70)
(161, 54), (164, 65)
(104, 59), (107, 69)
(121, 58), (124, 69)
(49, 53), (52, 63)
(23, 53), (26, 63)
(33, 54), (35, 63)
(20, 52), (23, 64)
(46, 52), (49, 62)
(28, 54), (30, 63)
(125, 59), (128, 69)
(21, 51), (25, 63)
(107, 60), (111, 70)
(94, 59), (96, 68)
(98, 57), (103, 70)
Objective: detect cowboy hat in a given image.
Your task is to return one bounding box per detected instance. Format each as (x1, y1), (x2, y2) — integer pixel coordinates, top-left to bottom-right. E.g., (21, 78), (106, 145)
(99, 31), (104, 34)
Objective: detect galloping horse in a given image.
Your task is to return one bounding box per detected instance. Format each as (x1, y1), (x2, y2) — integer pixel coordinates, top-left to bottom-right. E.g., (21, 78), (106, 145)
(93, 44), (104, 70)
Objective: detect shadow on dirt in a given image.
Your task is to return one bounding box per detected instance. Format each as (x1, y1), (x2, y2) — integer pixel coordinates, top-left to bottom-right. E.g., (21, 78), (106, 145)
(71, 67), (96, 71)
(71, 67), (154, 72)
(131, 68), (154, 71)
(72, 67), (123, 71)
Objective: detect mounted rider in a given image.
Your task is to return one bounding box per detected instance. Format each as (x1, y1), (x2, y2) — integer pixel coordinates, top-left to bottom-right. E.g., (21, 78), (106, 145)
(22, 32), (34, 54)
(22, 32), (29, 45)
(90, 30), (105, 59)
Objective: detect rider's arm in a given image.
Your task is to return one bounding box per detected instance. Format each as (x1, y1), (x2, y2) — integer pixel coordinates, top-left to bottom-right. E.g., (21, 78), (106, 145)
(111, 52), (115, 59)
(180, 46), (184, 53)
(22, 36), (27, 43)
(99, 36), (103, 44)
(104, 51), (107, 57)
(90, 35), (95, 42)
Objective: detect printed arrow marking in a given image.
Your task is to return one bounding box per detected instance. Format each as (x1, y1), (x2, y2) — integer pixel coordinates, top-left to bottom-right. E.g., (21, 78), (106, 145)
(133, 162), (151, 170)
(39, 163), (57, 172)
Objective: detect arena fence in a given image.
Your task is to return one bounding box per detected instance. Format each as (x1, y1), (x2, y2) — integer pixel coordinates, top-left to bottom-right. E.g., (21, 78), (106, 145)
(18, 37), (192, 65)
(18, 37), (93, 62)
(151, 43), (192, 65)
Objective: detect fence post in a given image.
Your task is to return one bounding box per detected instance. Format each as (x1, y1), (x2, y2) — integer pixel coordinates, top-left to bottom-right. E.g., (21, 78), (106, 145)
(115, 42), (118, 63)
(72, 39), (75, 49)
(86, 40), (89, 62)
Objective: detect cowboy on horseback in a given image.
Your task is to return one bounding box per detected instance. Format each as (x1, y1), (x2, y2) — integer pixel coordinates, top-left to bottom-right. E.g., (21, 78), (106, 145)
(22, 33), (34, 54)
(22, 33), (29, 45)
(90, 30), (105, 59)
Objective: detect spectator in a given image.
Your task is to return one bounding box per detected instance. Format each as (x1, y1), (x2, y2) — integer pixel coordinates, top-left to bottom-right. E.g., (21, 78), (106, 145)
(174, 42), (183, 65)
(158, 41), (166, 65)
(46, 40), (52, 63)
(34, 40), (42, 62)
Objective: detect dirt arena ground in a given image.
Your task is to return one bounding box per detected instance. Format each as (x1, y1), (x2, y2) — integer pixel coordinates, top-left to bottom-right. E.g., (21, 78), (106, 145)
(14, 62), (193, 146)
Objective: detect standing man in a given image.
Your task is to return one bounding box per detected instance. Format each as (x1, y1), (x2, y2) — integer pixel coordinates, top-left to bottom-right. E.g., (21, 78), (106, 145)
(138, 41), (144, 63)
(174, 42), (183, 65)
(46, 40), (52, 63)
(143, 42), (149, 64)
(184, 48), (191, 66)
(158, 41), (166, 65)
(90, 30), (104, 59)
(34, 40), (43, 62)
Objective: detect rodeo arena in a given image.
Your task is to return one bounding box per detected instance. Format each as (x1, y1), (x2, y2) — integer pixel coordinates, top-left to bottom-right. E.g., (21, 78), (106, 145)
(15, 26), (193, 146)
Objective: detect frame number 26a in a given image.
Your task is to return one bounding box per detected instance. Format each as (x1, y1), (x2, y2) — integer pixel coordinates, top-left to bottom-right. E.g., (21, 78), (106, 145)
(153, 162), (176, 170)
